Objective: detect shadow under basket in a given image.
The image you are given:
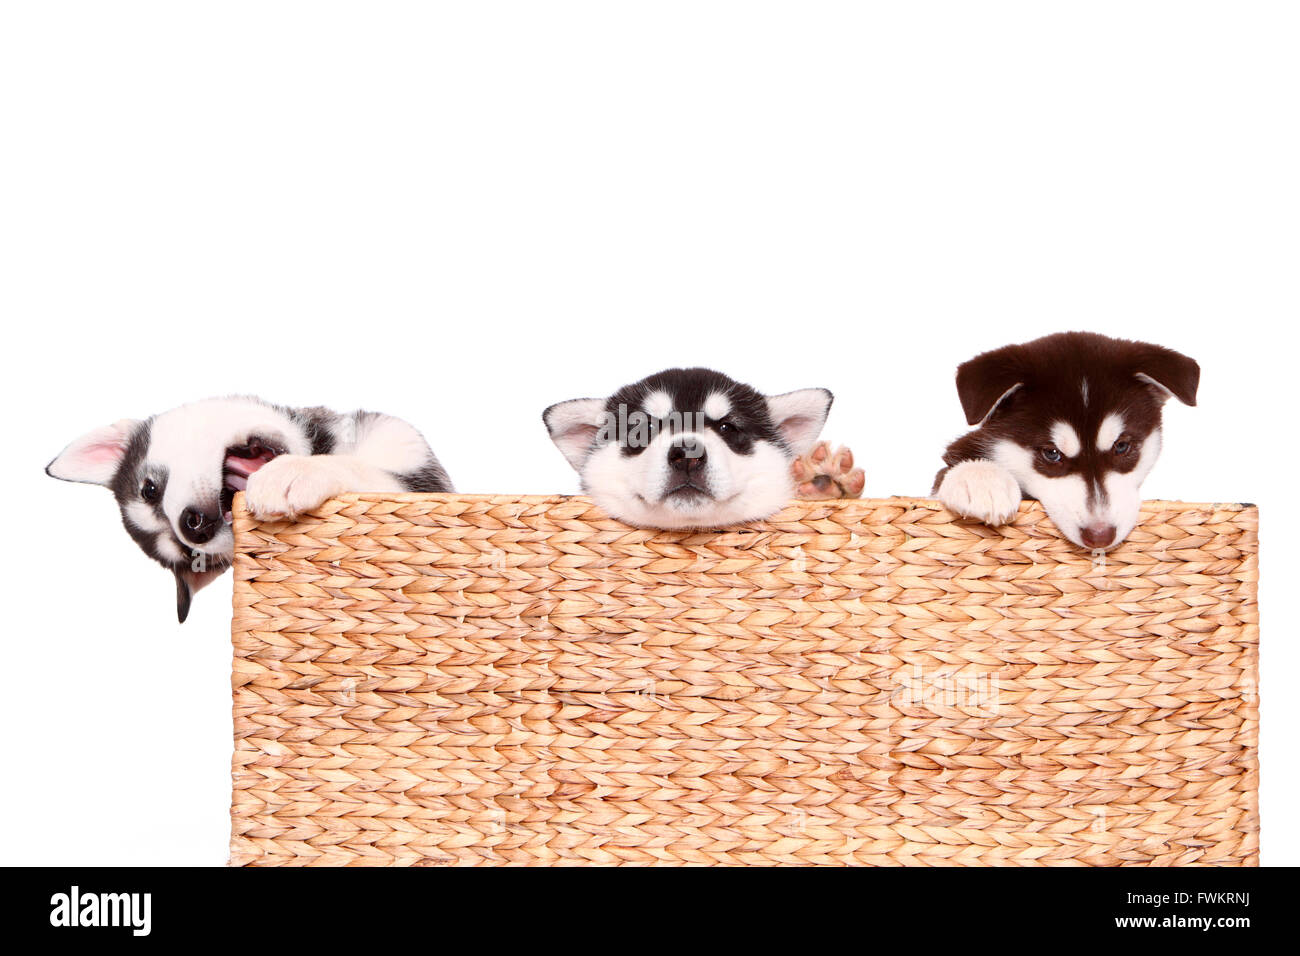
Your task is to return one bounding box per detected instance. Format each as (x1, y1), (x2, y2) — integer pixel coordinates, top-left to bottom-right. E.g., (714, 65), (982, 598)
(229, 494), (1259, 866)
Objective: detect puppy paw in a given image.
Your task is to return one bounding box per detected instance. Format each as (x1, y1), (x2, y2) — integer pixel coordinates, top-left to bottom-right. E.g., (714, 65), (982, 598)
(243, 455), (348, 519)
(792, 442), (866, 500)
(936, 459), (1022, 525)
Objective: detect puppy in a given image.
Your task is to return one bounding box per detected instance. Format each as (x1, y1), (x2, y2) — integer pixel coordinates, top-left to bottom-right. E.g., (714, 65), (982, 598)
(934, 332), (1199, 550)
(47, 396), (452, 621)
(544, 367), (856, 529)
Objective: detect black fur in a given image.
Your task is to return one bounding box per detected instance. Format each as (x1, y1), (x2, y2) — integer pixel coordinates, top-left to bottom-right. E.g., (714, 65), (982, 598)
(604, 367), (787, 457)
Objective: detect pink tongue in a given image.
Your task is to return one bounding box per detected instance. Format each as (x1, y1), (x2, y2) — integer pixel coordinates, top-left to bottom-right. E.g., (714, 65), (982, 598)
(225, 453), (274, 486)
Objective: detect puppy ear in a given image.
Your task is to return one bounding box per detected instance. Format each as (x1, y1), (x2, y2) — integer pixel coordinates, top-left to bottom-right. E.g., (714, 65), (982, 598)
(46, 419), (140, 486)
(767, 388), (833, 455)
(543, 398), (608, 471)
(955, 347), (1024, 426)
(174, 565), (225, 623)
(1133, 344), (1199, 406)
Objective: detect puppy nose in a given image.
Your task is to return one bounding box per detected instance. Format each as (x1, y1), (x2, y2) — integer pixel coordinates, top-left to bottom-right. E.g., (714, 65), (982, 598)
(180, 506), (220, 545)
(1080, 523), (1117, 550)
(667, 441), (706, 473)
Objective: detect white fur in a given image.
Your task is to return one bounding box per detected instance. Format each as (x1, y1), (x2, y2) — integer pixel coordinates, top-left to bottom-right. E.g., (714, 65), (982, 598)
(154, 535), (185, 564)
(46, 419), (140, 485)
(148, 398), (311, 559)
(124, 500), (165, 534)
(766, 388), (833, 455)
(990, 429), (1162, 550)
(50, 396), (443, 623)
(550, 382), (831, 530)
(994, 440), (1090, 540)
(235, 409), (422, 519)
(580, 426), (795, 529)
(643, 390), (672, 419)
(1101, 428), (1162, 545)
(936, 459), (1022, 525)
(1096, 412), (1125, 451)
(703, 392), (731, 420)
(347, 415), (433, 475)
(1050, 421), (1081, 458)
(543, 398), (606, 470)
(243, 455), (405, 519)
(116, 397), (435, 552)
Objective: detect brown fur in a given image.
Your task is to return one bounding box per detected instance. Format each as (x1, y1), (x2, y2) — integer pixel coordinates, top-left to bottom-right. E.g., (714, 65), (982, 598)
(933, 331), (1199, 497)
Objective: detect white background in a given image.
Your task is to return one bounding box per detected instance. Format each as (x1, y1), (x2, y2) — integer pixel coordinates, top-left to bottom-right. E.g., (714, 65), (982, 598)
(1, 2), (1294, 865)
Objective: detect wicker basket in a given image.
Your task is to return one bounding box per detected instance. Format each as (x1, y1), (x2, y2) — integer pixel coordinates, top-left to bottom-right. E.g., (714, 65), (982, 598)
(229, 494), (1259, 866)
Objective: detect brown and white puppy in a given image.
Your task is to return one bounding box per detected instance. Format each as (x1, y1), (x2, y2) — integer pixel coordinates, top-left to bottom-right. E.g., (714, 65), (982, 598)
(933, 332), (1199, 551)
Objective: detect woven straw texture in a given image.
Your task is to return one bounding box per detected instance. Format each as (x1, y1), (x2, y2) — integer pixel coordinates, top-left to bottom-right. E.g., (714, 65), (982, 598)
(230, 494), (1259, 866)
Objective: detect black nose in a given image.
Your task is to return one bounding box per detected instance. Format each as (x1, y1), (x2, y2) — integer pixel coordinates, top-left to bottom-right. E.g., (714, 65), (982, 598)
(667, 440), (706, 473)
(180, 506), (220, 545)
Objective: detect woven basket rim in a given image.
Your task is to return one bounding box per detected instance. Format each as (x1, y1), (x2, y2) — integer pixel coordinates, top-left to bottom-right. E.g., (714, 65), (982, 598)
(235, 492), (1258, 512)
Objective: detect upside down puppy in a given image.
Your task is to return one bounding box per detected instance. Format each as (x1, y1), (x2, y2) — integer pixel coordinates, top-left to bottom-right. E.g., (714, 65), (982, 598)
(47, 397), (451, 620)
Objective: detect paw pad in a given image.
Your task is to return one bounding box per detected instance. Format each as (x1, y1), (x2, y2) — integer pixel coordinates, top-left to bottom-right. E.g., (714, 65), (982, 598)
(792, 442), (865, 500)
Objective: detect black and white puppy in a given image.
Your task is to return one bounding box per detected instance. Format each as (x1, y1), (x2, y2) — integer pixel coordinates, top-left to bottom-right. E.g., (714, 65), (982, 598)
(544, 368), (835, 529)
(934, 332), (1199, 551)
(47, 396), (452, 621)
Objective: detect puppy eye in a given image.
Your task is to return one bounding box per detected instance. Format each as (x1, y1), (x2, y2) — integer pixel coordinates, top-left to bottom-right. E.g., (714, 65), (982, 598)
(1040, 447), (1063, 464)
(717, 420), (740, 435)
(141, 478), (161, 502)
(1113, 440), (1132, 455)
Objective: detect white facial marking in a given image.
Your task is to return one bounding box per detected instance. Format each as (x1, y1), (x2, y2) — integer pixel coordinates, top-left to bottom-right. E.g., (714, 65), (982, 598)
(703, 392), (731, 420)
(643, 391), (672, 419)
(147, 397), (310, 559)
(991, 427), (1163, 550)
(1096, 412), (1125, 451)
(567, 378), (830, 530)
(580, 425), (795, 530)
(993, 440), (1090, 545)
(1080, 379), (1089, 407)
(1101, 429), (1161, 546)
(1050, 422), (1081, 458)
(154, 535), (184, 563)
(124, 500), (165, 534)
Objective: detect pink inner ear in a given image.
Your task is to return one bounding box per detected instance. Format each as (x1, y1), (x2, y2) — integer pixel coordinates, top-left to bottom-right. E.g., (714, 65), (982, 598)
(49, 421), (135, 484)
(554, 422), (599, 465)
(81, 442), (127, 463)
(779, 414), (828, 454)
(183, 566), (225, 595)
(67, 435), (131, 473)
(780, 415), (814, 440)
